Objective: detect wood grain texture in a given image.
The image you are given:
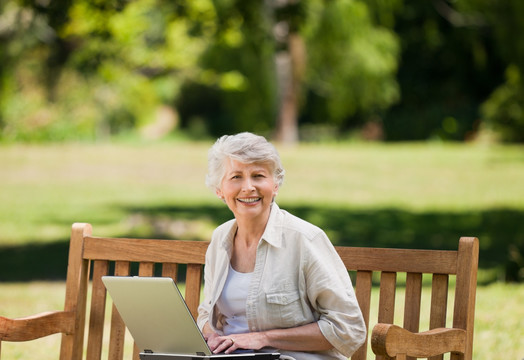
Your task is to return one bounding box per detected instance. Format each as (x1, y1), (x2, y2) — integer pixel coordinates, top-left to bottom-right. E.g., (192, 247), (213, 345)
(372, 324), (466, 358)
(351, 270), (372, 360)
(336, 246), (458, 274)
(0, 311), (75, 341)
(83, 236), (208, 264)
(86, 260), (109, 360)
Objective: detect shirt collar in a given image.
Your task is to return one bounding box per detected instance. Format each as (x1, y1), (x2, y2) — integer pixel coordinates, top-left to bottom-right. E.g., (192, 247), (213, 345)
(260, 202), (284, 248)
(220, 202), (284, 250)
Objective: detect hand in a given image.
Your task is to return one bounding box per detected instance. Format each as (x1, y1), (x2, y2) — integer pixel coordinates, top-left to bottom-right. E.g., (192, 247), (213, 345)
(207, 335), (237, 354)
(203, 330), (236, 354)
(207, 332), (266, 354)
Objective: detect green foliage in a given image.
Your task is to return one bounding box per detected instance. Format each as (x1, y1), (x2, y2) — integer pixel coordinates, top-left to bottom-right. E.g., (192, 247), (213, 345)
(303, 0), (400, 127)
(0, 0), (217, 141)
(178, 0), (278, 137)
(1, 0), (524, 142)
(381, 0), (500, 141)
(456, 0), (524, 143)
(481, 65), (524, 143)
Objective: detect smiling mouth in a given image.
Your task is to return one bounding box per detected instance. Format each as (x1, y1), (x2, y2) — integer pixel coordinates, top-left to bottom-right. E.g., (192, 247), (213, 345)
(237, 197), (261, 203)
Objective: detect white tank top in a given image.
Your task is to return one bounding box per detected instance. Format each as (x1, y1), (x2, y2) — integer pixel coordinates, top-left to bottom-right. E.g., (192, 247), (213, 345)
(216, 264), (253, 335)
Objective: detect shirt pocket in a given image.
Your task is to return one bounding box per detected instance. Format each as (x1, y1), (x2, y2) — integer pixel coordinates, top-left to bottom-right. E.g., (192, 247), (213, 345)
(265, 290), (304, 328)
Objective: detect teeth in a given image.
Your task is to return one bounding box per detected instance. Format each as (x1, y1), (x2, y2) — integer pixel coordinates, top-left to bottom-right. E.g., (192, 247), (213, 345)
(238, 198), (260, 203)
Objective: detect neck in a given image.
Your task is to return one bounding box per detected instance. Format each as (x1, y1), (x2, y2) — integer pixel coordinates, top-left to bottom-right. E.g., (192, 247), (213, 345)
(235, 207), (271, 246)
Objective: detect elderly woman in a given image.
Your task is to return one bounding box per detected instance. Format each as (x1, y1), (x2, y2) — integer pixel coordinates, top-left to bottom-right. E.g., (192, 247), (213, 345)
(197, 132), (366, 360)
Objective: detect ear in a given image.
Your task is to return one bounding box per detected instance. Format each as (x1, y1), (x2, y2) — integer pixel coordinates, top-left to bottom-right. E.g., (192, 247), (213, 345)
(215, 188), (223, 199)
(272, 183), (279, 198)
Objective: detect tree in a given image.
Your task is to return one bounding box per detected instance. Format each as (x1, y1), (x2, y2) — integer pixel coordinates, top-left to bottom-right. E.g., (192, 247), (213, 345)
(456, 0), (524, 142)
(303, 0), (400, 134)
(0, 0), (218, 141)
(180, 0), (400, 143)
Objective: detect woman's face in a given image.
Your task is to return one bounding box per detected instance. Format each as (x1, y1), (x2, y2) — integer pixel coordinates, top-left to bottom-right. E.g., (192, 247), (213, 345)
(216, 158), (278, 222)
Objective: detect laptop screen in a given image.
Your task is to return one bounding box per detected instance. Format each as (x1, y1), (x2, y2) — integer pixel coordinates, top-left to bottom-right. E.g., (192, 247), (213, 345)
(102, 276), (211, 355)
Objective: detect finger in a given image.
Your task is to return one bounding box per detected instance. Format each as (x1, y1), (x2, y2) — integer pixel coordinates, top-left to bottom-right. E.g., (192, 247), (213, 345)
(212, 338), (228, 354)
(224, 338), (236, 354)
(214, 337), (235, 354)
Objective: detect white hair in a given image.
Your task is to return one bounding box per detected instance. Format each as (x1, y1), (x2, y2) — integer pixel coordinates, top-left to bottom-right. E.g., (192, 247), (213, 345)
(205, 132), (285, 191)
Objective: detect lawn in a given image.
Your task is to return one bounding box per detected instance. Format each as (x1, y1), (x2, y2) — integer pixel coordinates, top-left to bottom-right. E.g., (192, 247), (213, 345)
(2, 141), (524, 248)
(1, 140), (523, 358)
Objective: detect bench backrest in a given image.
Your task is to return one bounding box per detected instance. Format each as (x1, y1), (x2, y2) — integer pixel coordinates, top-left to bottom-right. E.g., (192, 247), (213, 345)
(1, 223), (478, 360)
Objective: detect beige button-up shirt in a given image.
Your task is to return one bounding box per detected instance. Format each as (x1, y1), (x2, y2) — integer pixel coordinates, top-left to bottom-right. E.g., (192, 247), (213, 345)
(197, 203), (366, 359)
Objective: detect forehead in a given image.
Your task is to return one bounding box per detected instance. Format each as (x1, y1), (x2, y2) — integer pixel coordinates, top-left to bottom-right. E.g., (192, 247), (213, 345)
(224, 158), (272, 173)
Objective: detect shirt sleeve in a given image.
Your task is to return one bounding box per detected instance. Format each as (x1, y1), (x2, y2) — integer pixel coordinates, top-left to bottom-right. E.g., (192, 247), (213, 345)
(197, 243), (213, 330)
(304, 232), (367, 357)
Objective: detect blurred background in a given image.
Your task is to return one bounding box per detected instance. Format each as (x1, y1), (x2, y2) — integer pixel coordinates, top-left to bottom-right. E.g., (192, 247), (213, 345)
(1, 0), (523, 144)
(0, 0), (523, 358)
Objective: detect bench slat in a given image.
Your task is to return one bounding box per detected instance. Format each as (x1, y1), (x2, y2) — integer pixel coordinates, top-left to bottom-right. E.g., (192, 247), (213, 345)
(108, 261), (130, 360)
(185, 264), (204, 319)
(83, 237), (208, 264)
(378, 272), (397, 324)
(352, 270), (373, 360)
(429, 273), (449, 360)
(162, 263), (178, 281)
(86, 260), (109, 360)
(336, 246), (458, 274)
(377, 271), (397, 360)
(451, 238), (479, 360)
(404, 272), (422, 333)
(404, 273), (422, 360)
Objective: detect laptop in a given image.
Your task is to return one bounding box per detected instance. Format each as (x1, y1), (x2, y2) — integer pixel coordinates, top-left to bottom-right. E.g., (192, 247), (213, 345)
(102, 276), (280, 360)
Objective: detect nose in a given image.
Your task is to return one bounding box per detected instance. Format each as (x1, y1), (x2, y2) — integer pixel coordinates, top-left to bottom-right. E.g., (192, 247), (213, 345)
(242, 178), (255, 192)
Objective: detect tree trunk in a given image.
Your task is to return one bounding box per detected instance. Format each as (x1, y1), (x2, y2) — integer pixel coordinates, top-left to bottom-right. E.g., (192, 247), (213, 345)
(275, 33), (306, 144)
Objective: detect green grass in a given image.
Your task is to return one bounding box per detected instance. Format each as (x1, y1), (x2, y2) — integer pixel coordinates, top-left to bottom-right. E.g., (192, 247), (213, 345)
(1, 141), (523, 245)
(1, 141), (523, 280)
(1, 281), (522, 360)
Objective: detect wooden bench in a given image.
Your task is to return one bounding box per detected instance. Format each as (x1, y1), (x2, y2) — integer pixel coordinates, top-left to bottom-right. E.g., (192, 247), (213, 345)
(0, 223), (478, 360)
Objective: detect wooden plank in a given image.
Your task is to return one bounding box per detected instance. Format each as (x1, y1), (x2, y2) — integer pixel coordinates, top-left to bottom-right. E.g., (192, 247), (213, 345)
(0, 311), (75, 341)
(428, 273), (449, 360)
(372, 324), (466, 358)
(378, 272), (396, 324)
(430, 274), (449, 329)
(138, 262), (155, 277)
(403, 273), (422, 333)
(60, 223), (91, 360)
(451, 238), (479, 360)
(83, 237), (208, 264)
(108, 261), (130, 360)
(185, 264), (203, 320)
(86, 260), (109, 360)
(336, 246), (458, 274)
(403, 273), (422, 360)
(162, 263), (178, 281)
(376, 272), (397, 360)
(351, 271), (372, 360)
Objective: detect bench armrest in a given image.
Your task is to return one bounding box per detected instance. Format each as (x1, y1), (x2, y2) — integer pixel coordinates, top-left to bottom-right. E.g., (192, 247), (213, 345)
(0, 311), (75, 342)
(371, 323), (466, 358)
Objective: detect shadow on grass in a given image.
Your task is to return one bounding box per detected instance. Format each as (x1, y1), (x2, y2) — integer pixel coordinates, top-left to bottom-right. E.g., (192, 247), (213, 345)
(1, 204), (523, 282)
